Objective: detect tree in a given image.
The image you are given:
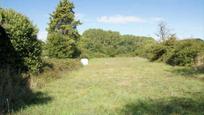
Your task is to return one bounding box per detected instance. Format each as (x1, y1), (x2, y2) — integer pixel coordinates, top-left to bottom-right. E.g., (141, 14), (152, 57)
(150, 22), (178, 63)
(46, 0), (81, 58)
(79, 29), (155, 58)
(156, 21), (172, 42)
(0, 9), (42, 73)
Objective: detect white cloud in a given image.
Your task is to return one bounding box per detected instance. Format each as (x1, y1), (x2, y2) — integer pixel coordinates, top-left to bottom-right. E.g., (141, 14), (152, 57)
(97, 15), (145, 24)
(151, 17), (165, 22)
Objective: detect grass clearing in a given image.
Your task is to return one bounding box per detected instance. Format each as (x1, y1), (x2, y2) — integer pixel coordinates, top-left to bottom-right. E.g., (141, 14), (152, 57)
(14, 57), (204, 115)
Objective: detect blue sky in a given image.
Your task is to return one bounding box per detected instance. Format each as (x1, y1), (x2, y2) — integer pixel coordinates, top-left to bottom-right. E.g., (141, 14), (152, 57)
(1, 0), (204, 41)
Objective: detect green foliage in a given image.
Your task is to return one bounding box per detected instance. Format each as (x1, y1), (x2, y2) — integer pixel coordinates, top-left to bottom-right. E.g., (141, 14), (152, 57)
(195, 52), (204, 71)
(149, 22), (204, 67)
(137, 39), (157, 59)
(0, 9), (42, 113)
(79, 29), (155, 58)
(46, 32), (80, 58)
(46, 0), (81, 58)
(148, 38), (204, 66)
(0, 9), (42, 73)
(167, 39), (204, 66)
(148, 35), (177, 61)
(118, 35), (155, 56)
(80, 29), (120, 57)
(148, 43), (168, 61)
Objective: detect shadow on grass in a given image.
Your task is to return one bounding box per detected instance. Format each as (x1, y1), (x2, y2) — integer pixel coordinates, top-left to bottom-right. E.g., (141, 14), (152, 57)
(0, 25), (53, 114)
(12, 91), (53, 112)
(174, 68), (204, 76)
(0, 67), (53, 114)
(40, 61), (54, 72)
(166, 66), (204, 79)
(121, 96), (204, 115)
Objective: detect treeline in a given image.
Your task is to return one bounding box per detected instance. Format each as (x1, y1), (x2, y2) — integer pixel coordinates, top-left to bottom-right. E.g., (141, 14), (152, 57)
(79, 28), (204, 68)
(79, 29), (156, 58)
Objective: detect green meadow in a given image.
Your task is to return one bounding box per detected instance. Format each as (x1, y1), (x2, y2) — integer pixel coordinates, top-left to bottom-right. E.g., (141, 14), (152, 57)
(15, 57), (204, 115)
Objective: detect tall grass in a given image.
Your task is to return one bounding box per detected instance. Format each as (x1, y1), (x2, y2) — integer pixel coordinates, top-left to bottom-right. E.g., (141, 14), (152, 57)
(0, 58), (81, 114)
(0, 66), (31, 114)
(31, 58), (82, 88)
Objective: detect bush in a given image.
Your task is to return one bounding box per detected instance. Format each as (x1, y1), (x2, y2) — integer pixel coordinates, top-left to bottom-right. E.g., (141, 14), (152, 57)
(195, 52), (204, 71)
(148, 43), (167, 61)
(167, 39), (204, 66)
(136, 37), (157, 58)
(0, 9), (42, 73)
(0, 9), (42, 113)
(148, 38), (204, 66)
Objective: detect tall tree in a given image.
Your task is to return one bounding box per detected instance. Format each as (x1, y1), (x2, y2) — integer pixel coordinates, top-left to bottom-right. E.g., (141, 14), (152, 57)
(156, 21), (171, 42)
(156, 21), (177, 45)
(46, 0), (81, 58)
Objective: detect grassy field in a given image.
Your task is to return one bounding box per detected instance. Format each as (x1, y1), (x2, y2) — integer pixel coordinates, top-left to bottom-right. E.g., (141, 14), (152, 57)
(14, 57), (204, 115)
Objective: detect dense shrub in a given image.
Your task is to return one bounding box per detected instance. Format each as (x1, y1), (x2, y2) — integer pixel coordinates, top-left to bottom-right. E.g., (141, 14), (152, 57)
(0, 9), (42, 113)
(79, 29), (155, 58)
(195, 52), (204, 71)
(0, 9), (42, 73)
(148, 38), (204, 66)
(147, 35), (176, 62)
(148, 43), (168, 61)
(167, 39), (204, 66)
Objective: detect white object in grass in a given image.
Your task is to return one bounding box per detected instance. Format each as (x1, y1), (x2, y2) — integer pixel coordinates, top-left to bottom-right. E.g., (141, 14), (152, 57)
(81, 58), (89, 66)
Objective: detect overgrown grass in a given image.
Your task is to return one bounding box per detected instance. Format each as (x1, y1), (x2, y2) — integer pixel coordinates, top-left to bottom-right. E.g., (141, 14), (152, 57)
(31, 58), (82, 88)
(0, 58), (81, 114)
(14, 57), (204, 115)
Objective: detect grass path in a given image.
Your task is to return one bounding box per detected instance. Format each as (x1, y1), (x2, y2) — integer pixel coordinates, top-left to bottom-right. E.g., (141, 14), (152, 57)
(16, 57), (204, 115)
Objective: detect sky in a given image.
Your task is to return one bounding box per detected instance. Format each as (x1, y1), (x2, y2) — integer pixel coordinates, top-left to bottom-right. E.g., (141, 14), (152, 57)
(1, 0), (204, 41)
